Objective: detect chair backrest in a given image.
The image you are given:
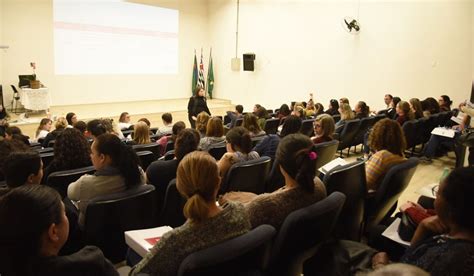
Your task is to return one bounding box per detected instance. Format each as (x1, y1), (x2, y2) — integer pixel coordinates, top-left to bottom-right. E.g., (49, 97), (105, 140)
(337, 119), (360, 150)
(265, 159), (285, 193)
(221, 156), (272, 194)
(377, 109), (388, 115)
(132, 143), (161, 160)
(332, 114), (341, 123)
(162, 150), (175, 161)
(39, 152), (55, 169)
(235, 118), (243, 127)
(373, 114), (386, 124)
(47, 140), (55, 148)
(36, 147), (54, 154)
(136, 150), (155, 170)
(165, 140), (175, 152)
(84, 185), (156, 263)
(264, 118), (280, 135)
(159, 179), (187, 227)
(352, 116), (376, 146)
(323, 160), (366, 241)
(366, 157), (419, 228)
(122, 129), (133, 137)
(402, 120), (418, 149)
(223, 114), (231, 125)
(300, 119), (315, 137)
(313, 140), (339, 172)
(251, 135), (266, 148)
(177, 225), (276, 276)
(268, 192), (346, 276)
(47, 166), (96, 198)
(208, 145), (227, 160)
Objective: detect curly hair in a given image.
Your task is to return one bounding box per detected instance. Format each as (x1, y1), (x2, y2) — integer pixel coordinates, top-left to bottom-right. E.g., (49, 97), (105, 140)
(368, 118), (406, 156)
(52, 128), (91, 170)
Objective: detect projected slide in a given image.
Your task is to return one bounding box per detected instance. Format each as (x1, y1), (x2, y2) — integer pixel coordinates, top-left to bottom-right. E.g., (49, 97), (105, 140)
(54, 0), (179, 75)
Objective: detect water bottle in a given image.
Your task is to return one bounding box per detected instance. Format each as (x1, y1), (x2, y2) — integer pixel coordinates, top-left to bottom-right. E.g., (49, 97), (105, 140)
(440, 167), (450, 181)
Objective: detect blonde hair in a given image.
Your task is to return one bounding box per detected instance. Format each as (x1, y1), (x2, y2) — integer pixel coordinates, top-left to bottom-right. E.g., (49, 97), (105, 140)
(176, 151), (220, 223)
(54, 117), (68, 129)
(196, 112), (210, 134)
(133, 121), (151, 145)
(315, 114), (335, 139)
(339, 103), (354, 120)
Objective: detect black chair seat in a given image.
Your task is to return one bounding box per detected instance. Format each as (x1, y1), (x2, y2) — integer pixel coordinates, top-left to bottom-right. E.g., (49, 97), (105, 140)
(208, 146), (227, 160)
(40, 152), (55, 169)
(221, 156), (272, 194)
(337, 119), (360, 156)
(300, 119), (315, 137)
(314, 140), (339, 173)
(159, 179), (186, 227)
(136, 150), (155, 170)
(47, 166), (96, 198)
(133, 143), (161, 160)
(264, 118), (280, 135)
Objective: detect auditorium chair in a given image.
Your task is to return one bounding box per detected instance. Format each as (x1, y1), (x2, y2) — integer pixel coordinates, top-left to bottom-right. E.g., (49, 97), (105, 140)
(263, 118), (280, 135)
(122, 129), (133, 137)
(351, 116), (376, 152)
(223, 114), (231, 125)
(29, 142), (42, 150)
(251, 135), (266, 147)
(40, 152), (55, 169)
(47, 166), (96, 198)
(336, 119), (360, 157)
(83, 184), (156, 263)
(208, 145), (227, 160)
(266, 192), (346, 276)
(136, 150), (155, 170)
(313, 140), (339, 174)
(372, 114), (386, 125)
(221, 156), (272, 195)
(159, 179), (186, 227)
(364, 157), (419, 230)
(300, 119), (315, 137)
(36, 147), (54, 154)
(177, 225), (276, 276)
(235, 118), (243, 127)
(47, 140), (55, 148)
(332, 114), (341, 123)
(132, 143), (161, 160)
(150, 127), (158, 134)
(165, 140), (175, 153)
(265, 159), (285, 193)
(323, 160), (367, 241)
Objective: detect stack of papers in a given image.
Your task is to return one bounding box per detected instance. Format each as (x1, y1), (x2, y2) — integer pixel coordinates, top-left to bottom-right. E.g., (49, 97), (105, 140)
(318, 158), (348, 174)
(431, 127), (455, 138)
(125, 226), (173, 257)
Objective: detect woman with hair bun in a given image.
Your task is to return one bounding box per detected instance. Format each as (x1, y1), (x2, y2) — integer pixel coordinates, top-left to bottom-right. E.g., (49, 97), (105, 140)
(244, 133), (327, 229)
(438, 95), (452, 112)
(130, 151), (251, 276)
(217, 127), (260, 177)
(67, 133), (145, 226)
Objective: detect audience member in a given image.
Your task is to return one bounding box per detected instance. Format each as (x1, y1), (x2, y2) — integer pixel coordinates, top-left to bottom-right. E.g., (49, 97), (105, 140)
(314, 102), (325, 116)
(131, 121), (151, 145)
(199, 117), (225, 151)
(242, 113), (266, 137)
(396, 101), (415, 126)
(253, 115), (302, 160)
(156, 113), (173, 136)
(325, 99), (340, 116)
(355, 101), (370, 119)
(86, 119), (107, 139)
(67, 133), (145, 226)
(421, 97), (440, 117)
(5, 126), (30, 145)
(277, 103), (291, 124)
(409, 98), (424, 119)
(340, 97), (349, 106)
(255, 106), (270, 130)
(42, 117), (68, 148)
(73, 120), (87, 135)
(335, 103), (355, 134)
(35, 118), (52, 142)
(66, 112), (77, 128)
(101, 118), (125, 140)
(131, 151), (251, 276)
(305, 93), (316, 117)
(156, 121), (185, 155)
(217, 127), (260, 177)
(187, 87), (211, 129)
(0, 139), (30, 181)
(366, 119), (406, 191)
(253, 104), (262, 114)
(311, 114), (335, 144)
(0, 104), (9, 138)
(226, 104), (244, 129)
(438, 95), (452, 112)
(195, 111), (210, 138)
(3, 151), (42, 189)
(42, 128), (92, 182)
(118, 112), (132, 130)
(138, 118), (151, 127)
(0, 185), (118, 276)
(387, 97), (401, 119)
(384, 94), (393, 109)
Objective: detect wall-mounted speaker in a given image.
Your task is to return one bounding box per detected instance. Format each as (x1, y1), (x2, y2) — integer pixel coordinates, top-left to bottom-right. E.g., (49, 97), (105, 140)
(243, 53), (256, 71)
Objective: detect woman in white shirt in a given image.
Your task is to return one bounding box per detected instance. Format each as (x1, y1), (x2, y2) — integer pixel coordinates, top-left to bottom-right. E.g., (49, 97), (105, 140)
(118, 112), (132, 130)
(35, 118), (52, 142)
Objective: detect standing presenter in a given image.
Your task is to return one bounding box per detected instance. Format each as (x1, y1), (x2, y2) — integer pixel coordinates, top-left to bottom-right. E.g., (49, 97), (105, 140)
(187, 87), (211, 129)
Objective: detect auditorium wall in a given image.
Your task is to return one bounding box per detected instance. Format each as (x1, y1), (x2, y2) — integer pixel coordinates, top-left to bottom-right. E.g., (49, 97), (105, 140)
(208, 0), (473, 111)
(0, 0), (3, 87)
(0, 0), (209, 106)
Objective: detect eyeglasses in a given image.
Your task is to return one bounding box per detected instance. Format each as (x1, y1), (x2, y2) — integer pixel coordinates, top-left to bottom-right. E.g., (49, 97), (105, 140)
(313, 123), (322, 128)
(431, 185), (439, 197)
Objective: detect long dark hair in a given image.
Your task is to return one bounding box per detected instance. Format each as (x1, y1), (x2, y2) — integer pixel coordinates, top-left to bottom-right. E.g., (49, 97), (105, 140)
(0, 185), (63, 275)
(276, 134), (317, 192)
(280, 115), (302, 137)
(225, 127), (252, 154)
(94, 134), (141, 188)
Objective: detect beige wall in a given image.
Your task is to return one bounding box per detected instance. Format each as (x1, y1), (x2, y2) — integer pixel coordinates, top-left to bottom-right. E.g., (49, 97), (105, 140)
(0, 0), (3, 87)
(208, 0), (473, 111)
(1, 0), (209, 106)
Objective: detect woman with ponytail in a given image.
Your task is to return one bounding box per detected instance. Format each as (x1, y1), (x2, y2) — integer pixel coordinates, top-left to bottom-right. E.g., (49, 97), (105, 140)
(244, 133), (327, 229)
(68, 133), (145, 226)
(130, 151), (250, 276)
(217, 126), (260, 177)
(0, 185), (117, 276)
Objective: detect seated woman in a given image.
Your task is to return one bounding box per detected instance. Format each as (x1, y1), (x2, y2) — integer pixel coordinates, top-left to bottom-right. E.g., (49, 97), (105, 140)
(311, 114), (335, 144)
(66, 112), (78, 128)
(195, 111), (210, 138)
(42, 128), (92, 183)
(335, 103), (355, 134)
(409, 98), (424, 119)
(242, 113), (266, 138)
(0, 185), (117, 276)
(253, 115), (302, 160)
(118, 112), (132, 130)
(395, 101), (415, 126)
(0, 139), (30, 182)
(42, 117), (68, 148)
(314, 102), (325, 117)
(421, 97), (440, 117)
(438, 95), (452, 112)
(35, 118), (52, 142)
(67, 133), (145, 226)
(3, 151), (43, 190)
(5, 126), (30, 145)
(365, 119), (406, 191)
(198, 117), (226, 151)
(129, 121), (151, 145)
(217, 127), (260, 178)
(156, 121), (185, 156)
(277, 104), (291, 124)
(255, 106), (270, 130)
(130, 151), (251, 276)
(355, 101), (370, 119)
(147, 128), (200, 210)
(240, 134), (327, 229)
(305, 93), (316, 118)
(325, 99), (340, 116)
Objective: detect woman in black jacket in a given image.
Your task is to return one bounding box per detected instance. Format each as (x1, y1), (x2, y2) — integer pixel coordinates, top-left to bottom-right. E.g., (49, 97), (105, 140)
(187, 87), (211, 129)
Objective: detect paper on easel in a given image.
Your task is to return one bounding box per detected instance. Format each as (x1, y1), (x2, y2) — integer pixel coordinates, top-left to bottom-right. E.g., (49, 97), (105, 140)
(319, 158), (348, 174)
(382, 218), (411, 247)
(125, 226), (173, 257)
(431, 127), (455, 138)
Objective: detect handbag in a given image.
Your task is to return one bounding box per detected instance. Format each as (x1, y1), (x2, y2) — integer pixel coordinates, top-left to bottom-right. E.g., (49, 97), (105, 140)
(398, 211), (417, 242)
